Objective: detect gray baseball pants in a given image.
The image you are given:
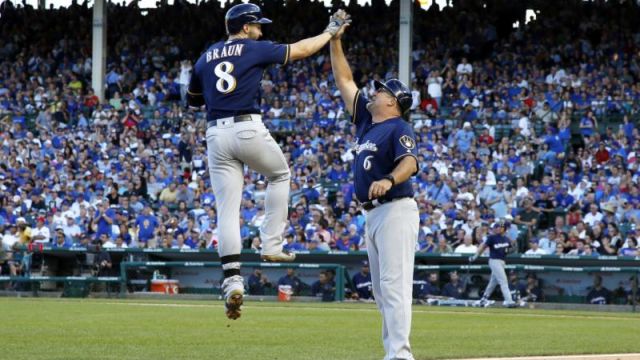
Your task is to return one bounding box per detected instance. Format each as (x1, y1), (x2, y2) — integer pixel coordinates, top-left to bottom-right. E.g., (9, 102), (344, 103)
(365, 197), (419, 360)
(483, 259), (514, 304)
(206, 115), (290, 257)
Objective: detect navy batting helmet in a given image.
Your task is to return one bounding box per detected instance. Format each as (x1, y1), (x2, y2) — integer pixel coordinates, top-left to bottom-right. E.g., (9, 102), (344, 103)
(225, 3), (272, 35)
(373, 79), (412, 119)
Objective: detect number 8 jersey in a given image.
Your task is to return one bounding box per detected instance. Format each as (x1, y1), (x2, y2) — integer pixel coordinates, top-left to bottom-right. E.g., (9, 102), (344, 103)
(188, 39), (289, 120)
(351, 90), (418, 203)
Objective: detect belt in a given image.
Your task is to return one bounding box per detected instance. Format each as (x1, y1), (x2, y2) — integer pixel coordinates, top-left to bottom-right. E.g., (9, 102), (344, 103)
(207, 114), (261, 128)
(360, 197), (410, 211)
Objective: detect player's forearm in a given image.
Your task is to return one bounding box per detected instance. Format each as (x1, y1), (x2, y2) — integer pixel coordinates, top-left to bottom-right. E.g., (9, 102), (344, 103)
(289, 32), (332, 61)
(389, 156), (418, 185)
(330, 39), (354, 86)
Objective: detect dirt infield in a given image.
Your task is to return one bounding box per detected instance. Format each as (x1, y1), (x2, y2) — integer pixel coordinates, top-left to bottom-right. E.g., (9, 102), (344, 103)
(459, 354), (640, 360)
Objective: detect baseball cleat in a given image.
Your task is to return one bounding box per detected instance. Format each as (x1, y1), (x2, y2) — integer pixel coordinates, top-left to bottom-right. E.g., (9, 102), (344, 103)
(225, 289), (244, 320)
(222, 275), (245, 320)
(261, 250), (296, 262)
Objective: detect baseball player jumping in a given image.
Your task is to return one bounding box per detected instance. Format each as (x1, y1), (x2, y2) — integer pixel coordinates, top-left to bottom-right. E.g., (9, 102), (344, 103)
(187, 3), (350, 320)
(469, 219), (517, 307)
(330, 20), (420, 360)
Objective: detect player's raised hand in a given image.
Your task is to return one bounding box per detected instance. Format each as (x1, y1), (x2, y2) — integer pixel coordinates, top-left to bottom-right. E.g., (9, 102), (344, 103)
(325, 9), (352, 37)
(332, 18), (351, 40)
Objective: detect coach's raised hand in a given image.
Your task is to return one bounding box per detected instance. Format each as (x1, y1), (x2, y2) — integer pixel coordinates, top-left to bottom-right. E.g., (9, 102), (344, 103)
(325, 9), (352, 37)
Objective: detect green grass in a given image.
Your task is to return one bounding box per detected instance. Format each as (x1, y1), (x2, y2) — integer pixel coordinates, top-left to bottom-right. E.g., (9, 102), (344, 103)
(0, 298), (639, 360)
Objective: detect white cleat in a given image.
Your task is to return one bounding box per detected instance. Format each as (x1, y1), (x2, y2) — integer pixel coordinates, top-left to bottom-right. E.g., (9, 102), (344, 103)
(222, 275), (244, 320)
(260, 250), (296, 262)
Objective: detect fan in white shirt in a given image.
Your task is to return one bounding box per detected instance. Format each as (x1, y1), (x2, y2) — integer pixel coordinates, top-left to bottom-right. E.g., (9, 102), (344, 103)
(31, 219), (51, 244)
(456, 58), (473, 75)
(454, 235), (478, 254)
(524, 239), (548, 255)
(583, 204), (603, 228)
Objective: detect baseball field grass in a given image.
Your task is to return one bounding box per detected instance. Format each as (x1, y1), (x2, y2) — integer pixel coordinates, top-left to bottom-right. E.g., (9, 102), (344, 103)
(0, 297), (639, 360)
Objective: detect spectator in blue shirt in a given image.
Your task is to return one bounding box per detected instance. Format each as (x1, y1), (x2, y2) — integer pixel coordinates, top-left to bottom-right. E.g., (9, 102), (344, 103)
(327, 159), (349, 182)
(135, 205), (159, 246)
(454, 122), (475, 153)
(92, 202), (116, 239)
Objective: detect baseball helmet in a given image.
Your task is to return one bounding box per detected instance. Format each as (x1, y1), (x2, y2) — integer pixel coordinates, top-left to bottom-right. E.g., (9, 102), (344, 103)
(373, 79), (412, 119)
(225, 3), (272, 35)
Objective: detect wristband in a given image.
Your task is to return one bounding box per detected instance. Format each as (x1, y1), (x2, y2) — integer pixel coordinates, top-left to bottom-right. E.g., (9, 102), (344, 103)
(383, 174), (395, 186)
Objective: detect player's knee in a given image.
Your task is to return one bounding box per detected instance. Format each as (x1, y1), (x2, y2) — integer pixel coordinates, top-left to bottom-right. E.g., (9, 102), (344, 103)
(267, 168), (290, 184)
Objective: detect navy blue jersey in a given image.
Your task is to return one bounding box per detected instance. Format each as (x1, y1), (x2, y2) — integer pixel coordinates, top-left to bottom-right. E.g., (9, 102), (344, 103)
(413, 279), (440, 299)
(587, 287), (611, 305)
(189, 39), (289, 120)
(351, 91), (418, 203)
(442, 281), (465, 299)
(484, 234), (512, 260)
(352, 272), (373, 299)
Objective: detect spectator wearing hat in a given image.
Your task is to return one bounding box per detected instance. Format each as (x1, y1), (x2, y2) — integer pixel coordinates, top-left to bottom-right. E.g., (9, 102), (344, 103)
(62, 215), (82, 244)
(51, 226), (71, 249)
(16, 217), (32, 245)
(331, 230), (349, 251)
(417, 233), (436, 253)
(327, 159), (348, 182)
(454, 122), (475, 154)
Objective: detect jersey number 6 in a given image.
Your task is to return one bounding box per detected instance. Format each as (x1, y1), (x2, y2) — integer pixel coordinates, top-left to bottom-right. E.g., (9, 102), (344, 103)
(214, 61), (237, 94)
(363, 155), (373, 171)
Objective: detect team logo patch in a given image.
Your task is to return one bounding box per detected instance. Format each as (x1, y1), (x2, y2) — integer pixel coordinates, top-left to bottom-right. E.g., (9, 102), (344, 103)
(399, 135), (415, 150)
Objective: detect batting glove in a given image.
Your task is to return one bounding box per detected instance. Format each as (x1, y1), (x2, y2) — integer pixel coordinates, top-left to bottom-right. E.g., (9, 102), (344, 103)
(324, 9), (352, 36)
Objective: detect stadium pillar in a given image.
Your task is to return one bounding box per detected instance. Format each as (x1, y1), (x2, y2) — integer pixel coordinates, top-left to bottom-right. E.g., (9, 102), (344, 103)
(398, 0), (412, 101)
(92, 0), (107, 102)
(38, 0), (46, 10)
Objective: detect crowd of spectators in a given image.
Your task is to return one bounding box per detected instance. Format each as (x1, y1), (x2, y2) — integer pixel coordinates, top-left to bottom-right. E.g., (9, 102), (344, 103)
(0, 0), (640, 271)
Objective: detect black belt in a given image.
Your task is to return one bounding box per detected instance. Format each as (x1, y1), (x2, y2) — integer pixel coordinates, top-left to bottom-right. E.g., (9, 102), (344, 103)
(361, 197), (411, 211)
(207, 114), (259, 128)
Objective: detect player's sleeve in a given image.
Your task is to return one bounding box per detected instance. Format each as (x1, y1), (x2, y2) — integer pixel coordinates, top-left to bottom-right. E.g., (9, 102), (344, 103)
(391, 123), (419, 173)
(254, 41), (289, 66)
(187, 68), (205, 107)
(352, 90), (372, 130)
